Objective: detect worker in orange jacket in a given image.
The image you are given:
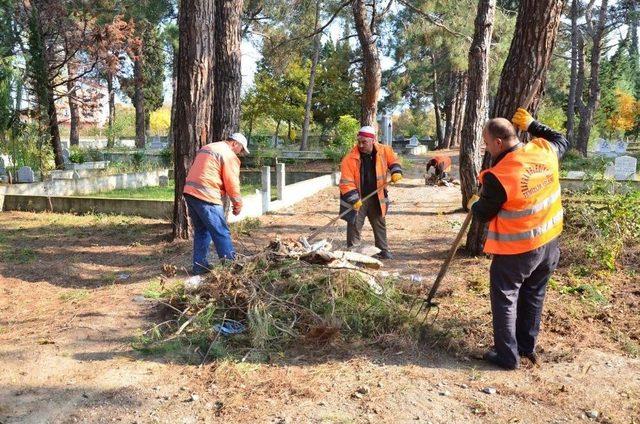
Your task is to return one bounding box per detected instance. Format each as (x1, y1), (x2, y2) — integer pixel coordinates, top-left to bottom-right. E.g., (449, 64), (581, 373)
(339, 126), (403, 260)
(426, 155), (452, 180)
(183, 133), (249, 274)
(469, 108), (568, 370)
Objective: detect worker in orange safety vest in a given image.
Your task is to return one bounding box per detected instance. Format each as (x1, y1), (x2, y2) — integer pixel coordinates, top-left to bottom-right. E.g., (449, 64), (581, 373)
(469, 108), (569, 370)
(183, 133), (249, 274)
(339, 125), (403, 260)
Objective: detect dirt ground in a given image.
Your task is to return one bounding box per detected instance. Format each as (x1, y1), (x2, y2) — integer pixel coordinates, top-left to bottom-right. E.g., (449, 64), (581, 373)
(1, 151), (639, 423)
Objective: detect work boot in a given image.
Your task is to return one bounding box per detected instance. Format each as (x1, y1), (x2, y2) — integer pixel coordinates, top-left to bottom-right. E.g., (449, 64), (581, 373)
(519, 351), (539, 365)
(482, 350), (518, 370)
(374, 250), (393, 260)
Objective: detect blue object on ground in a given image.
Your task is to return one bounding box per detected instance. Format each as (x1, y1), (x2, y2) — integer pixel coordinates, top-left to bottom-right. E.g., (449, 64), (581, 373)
(213, 319), (246, 335)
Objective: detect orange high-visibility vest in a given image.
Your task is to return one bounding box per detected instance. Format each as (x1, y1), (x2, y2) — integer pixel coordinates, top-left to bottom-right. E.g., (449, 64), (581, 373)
(339, 142), (401, 216)
(479, 138), (563, 255)
(428, 156), (452, 173)
(183, 142), (242, 207)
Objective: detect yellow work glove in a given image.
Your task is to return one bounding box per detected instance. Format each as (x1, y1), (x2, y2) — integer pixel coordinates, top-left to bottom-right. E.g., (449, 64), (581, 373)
(352, 199), (363, 211)
(512, 107), (534, 131)
(467, 194), (480, 210)
(391, 173), (403, 184)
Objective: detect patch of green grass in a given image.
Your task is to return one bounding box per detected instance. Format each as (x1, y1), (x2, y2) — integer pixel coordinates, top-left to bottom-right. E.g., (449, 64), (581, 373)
(230, 217), (261, 237)
(59, 289), (90, 302)
(3, 248), (37, 264)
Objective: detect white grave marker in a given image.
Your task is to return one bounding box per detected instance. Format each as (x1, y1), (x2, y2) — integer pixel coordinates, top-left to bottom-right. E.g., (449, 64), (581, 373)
(408, 135), (419, 147)
(615, 140), (628, 154)
(17, 166), (35, 183)
(614, 155), (637, 180)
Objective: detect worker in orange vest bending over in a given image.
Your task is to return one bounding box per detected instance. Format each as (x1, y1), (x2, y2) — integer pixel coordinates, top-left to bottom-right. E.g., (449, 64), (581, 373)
(469, 108), (568, 370)
(339, 125), (403, 260)
(183, 133), (250, 274)
(426, 155), (452, 180)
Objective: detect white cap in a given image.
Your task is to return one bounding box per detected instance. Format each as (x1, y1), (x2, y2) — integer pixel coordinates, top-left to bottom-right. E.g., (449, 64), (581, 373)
(229, 132), (249, 154)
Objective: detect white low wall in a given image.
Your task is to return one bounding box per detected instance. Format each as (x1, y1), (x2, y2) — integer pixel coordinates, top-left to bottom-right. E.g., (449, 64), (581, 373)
(0, 169), (169, 197)
(268, 173), (338, 212)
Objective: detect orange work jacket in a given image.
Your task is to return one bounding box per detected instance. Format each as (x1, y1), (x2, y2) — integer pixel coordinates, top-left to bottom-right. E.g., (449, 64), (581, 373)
(339, 142), (402, 217)
(427, 156), (452, 174)
(479, 138), (563, 255)
(183, 141), (242, 207)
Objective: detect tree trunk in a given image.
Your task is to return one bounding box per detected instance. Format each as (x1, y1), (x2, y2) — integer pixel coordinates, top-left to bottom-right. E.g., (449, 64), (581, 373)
(577, 0), (608, 156)
(566, 0), (579, 148)
(66, 59), (80, 147)
(168, 44), (178, 148)
(451, 71), (468, 148)
(301, 0), (322, 151)
(47, 86), (64, 169)
(460, 0), (496, 210)
(441, 89), (453, 149)
(431, 51), (443, 146)
(106, 72), (116, 148)
(212, 0), (243, 142)
(134, 57), (146, 148)
(352, 0), (381, 126)
(466, 0), (564, 255)
(172, 0), (215, 240)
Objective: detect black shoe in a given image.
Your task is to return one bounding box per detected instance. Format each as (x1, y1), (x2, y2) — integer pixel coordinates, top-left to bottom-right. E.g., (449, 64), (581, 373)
(374, 251), (393, 260)
(519, 351), (538, 365)
(483, 350), (518, 370)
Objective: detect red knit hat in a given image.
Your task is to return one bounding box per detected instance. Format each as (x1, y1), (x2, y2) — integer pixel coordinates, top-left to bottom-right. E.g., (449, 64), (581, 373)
(357, 125), (376, 140)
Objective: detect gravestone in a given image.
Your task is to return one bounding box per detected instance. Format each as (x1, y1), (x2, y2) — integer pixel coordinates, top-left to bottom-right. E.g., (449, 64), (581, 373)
(604, 162), (616, 179)
(408, 135), (419, 147)
(595, 139), (611, 155)
(566, 171), (586, 179)
(0, 157), (5, 176)
(615, 140), (628, 155)
(159, 175), (169, 187)
(17, 166), (35, 183)
(62, 148), (71, 164)
(614, 155), (637, 180)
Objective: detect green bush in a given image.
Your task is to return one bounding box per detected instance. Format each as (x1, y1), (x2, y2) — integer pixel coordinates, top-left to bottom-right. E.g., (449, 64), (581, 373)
(69, 147), (87, 164)
(3, 124), (54, 172)
(159, 147), (173, 167)
(131, 151), (145, 170)
(324, 115), (359, 164)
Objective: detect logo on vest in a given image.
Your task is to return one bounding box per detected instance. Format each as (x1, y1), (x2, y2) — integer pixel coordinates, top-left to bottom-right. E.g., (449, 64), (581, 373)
(520, 164), (554, 199)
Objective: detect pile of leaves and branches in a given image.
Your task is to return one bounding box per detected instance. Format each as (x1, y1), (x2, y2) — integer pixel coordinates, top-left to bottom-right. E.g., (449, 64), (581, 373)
(137, 239), (422, 364)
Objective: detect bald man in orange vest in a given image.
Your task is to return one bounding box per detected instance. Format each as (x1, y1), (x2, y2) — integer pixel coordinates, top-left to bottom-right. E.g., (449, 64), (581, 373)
(470, 108), (569, 370)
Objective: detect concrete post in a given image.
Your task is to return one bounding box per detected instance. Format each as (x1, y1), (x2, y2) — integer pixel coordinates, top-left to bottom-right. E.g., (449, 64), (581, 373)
(276, 162), (285, 200)
(261, 166), (271, 213)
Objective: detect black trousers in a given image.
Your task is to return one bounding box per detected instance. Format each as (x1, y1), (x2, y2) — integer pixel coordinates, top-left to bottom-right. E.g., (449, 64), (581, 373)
(489, 238), (560, 368)
(346, 197), (389, 252)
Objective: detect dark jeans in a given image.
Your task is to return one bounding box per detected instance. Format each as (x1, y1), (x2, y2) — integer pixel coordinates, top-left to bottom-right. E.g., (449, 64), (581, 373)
(185, 194), (235, 274)
(346, 197), (389, 252)
(489, 238), (560, 368)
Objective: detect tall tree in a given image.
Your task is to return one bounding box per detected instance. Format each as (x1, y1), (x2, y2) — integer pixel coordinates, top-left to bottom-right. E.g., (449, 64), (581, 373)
(566, 0), (579, 147)
(352, 0), (381, 126)
(576, 0), (609, 155)
(212, 0), (243, 142)
(300, 0), (322, 151)
(460, 0), (496, 210)
(466, 0), (564, 254)
(172, 0), (215, 240)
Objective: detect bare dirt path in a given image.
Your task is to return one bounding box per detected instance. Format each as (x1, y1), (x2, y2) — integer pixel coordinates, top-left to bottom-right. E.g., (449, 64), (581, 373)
(1, 152), (639, 423)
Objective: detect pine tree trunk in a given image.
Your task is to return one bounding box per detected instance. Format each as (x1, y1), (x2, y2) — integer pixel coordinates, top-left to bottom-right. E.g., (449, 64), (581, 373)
(134, 57), (146, 148)
(168, 44), (178, 148)
(67, 59), (80, 147)
(106, 72), (116, 148)
(566, 0), (579, 148)
(460, 0), (496, 210)
(577, 0), (608, 156)
(47, 86), (64, 169)
(431, 51), (444, 146)
(212, 0), (243, 142)
(352, 0), (381, 126)
(466, 0), (564, 255)
(451, 71), (468, 148)
(301, 0), (322, 151)
(172, 0), (215, 240)
(441, 90), (453, 149)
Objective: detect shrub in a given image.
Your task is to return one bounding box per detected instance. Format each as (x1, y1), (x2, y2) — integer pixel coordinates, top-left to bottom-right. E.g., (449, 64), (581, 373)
(69, 147), (87, 164)
(324, 115), (359, 164)
(159, 147), (173, 167)
(131, 151), (145, 169)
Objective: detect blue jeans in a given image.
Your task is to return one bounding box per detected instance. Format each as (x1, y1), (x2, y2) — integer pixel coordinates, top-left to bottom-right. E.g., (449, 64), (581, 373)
(185, 195), (236, 274)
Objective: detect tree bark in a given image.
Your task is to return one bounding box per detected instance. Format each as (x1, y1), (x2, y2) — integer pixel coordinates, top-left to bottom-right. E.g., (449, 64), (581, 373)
(212, 0), (243, 142)
(168, 44), (178, 148)
(106, 72), (116, 148)
(352, 0), (381, 127)
(577, 0), (608, 156)
(47, 85), (64, 169)
(566, 0), (579, 148)
(431, 51), (444, 146)
(441, 87), (453, 149)
(451, 71), (468, 148)
(301, 0), (322, 151)
(66, 59), (80, 147)
(134, 57), (146, 148)
(466, 0), (564, 255)
(172, 0), (215, 240)
(460, 0), (496, 210)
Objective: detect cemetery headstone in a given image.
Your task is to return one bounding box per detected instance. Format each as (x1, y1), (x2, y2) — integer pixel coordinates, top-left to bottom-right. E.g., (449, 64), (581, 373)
(408, 135), (419, 147)
(565, 171), (586, 179)
(0, 157), (5, 176)
(604, 162), (615, 179)
(615, 140), (628, 154)
(62, 148), (71, 164)
(159, 175), (169, 187)
(596, 139), (610, 155)
(17, 166), (35, 183)
(614, 155), (637, 180)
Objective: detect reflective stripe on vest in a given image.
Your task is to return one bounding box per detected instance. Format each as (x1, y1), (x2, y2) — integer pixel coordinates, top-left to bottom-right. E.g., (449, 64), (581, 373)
(497, 188), (561, 220)
(487, 209), (563, 242)
(185, 181), (221, 198)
